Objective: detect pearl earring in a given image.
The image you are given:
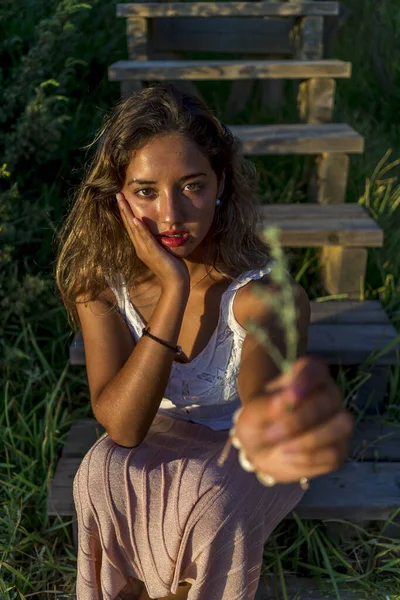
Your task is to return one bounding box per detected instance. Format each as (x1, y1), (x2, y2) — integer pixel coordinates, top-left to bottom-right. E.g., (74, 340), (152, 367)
(216, 198), (221, 206)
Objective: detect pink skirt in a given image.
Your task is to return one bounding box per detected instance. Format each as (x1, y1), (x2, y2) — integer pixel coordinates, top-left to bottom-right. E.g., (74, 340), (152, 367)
(73, 413), (305, 600)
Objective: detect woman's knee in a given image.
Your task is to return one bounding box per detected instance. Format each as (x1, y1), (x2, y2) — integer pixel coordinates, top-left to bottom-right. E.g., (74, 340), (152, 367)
(73, 434), (113, 510)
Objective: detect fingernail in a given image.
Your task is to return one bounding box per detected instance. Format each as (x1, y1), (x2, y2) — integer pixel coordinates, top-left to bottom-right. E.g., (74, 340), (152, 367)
(133, 217), (140, 227)
(290, 383), (307, 402)
(263, 423), (285, 444)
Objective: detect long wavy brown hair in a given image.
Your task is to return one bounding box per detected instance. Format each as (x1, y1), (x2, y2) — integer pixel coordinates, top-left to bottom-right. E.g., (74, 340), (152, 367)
(54, 83), (271, 332)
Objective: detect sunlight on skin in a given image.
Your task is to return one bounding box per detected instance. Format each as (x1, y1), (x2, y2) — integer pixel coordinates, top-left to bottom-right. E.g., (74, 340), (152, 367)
(120, 132), (225, 280)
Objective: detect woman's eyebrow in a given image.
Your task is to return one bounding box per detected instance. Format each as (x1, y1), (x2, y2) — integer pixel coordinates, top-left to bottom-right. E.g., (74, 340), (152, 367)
(127, 172), (207, 186)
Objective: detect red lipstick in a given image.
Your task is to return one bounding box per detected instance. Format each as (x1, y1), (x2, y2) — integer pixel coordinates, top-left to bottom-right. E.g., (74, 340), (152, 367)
(157, 230), (190, 248)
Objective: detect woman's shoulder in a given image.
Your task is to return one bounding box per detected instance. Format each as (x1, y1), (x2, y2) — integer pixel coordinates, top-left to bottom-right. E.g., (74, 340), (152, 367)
(74, 276), (119, 309)
(233, 269), (309, 331)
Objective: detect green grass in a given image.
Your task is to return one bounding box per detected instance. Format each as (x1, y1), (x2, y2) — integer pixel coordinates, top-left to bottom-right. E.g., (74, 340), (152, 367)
(1, 0), (400, 597)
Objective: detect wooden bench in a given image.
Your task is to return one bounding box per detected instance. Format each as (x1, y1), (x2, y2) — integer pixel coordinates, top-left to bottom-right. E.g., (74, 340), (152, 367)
(48, 417), (400, 598)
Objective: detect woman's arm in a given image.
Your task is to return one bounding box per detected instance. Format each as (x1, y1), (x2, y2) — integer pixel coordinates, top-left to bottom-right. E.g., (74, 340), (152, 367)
(77, 282), (189, 448)
(235, 276), (311, 406)
(231, 280), (354, 485)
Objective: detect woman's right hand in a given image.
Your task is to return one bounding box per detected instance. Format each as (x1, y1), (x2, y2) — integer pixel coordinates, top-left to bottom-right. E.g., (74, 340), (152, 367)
(116, 192), (190, 290)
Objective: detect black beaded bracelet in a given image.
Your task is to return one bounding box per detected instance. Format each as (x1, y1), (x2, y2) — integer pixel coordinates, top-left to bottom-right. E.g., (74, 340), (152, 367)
(142, 326), (182, 356)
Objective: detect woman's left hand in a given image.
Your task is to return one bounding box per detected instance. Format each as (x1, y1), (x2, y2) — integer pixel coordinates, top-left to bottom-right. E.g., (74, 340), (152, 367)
(233, 357), (355, 485)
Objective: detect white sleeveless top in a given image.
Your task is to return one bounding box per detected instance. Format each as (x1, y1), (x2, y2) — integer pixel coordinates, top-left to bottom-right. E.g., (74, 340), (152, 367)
(106, 261), (274, 431)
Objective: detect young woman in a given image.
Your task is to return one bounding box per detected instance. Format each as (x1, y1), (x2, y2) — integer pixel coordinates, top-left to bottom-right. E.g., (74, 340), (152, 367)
(55, 83), (354, 600)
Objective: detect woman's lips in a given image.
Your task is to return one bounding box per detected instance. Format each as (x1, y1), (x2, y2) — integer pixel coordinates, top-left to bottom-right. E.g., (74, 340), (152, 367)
(157, 233), (190, 247)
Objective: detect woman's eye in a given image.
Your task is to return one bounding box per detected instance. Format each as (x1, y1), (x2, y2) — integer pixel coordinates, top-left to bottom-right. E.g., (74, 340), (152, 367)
(135, 183), (201, 198)
(136, 188), (154, 198)
(185, 182), (201, 191)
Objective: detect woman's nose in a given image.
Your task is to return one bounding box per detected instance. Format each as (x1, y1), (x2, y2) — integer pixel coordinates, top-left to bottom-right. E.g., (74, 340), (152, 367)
(159, 190), (184, 225)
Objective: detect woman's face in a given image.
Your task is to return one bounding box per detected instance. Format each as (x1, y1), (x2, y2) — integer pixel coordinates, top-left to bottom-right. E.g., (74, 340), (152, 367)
(121, 133), (225, 259)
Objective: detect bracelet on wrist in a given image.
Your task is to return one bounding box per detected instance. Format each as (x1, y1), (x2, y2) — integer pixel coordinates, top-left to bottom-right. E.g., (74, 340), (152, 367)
(141, 326), (182, 356)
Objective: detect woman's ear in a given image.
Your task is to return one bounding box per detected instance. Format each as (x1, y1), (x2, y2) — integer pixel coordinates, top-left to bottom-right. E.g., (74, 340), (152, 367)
(217, 171), (226, 198)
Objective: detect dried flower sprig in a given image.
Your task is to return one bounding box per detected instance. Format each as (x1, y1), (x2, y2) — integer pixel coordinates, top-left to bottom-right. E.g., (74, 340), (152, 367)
(247, 226), (298, 375)
(217, 225), (299, 468)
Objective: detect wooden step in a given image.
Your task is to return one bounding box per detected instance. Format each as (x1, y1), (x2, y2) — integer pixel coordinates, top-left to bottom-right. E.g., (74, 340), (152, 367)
(151, 16), (294, 55)
(117, 1), (340, 18)
(108, 59), (351, 81)
(47, 419), (400, 521)
(255, 574), (367, 600)
(55, 576), (365, 600)
(229, 123), (364, 154)
(68, 299), (398, 367)
(260, 204), (382, 246)
(308, 301), (398, 366)
(59, 418), (400, 465)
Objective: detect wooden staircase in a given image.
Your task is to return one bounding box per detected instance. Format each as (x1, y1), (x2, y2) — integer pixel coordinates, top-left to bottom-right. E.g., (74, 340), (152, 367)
(108, 1), (368, 293)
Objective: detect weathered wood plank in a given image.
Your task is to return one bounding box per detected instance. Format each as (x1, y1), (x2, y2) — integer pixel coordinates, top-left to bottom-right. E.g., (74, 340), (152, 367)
(150, 17), (294, 54)
(310, 300), (390, 325)
(291, 462), (400, 521)
(294, 15), (324, 60)
(309, 300), (392, 325)
(319, 246), (368, 299)
(121, 17), (147, 98)
(63, 418), (400, 462)
(260, 220), (382, 247)
(48, 458), (79, 516)
(256, 574), (366, 600)
(117, 2), (340, 18)
(63, 419), (105, 458)
(228, 123), (364, 155)
(260, 204), (371, 218)
(108, 59), (352, 81)
(309, 153), (350, 203)
(292, 8), (343, 205)
(126, 17), (147, 59)
(53, 575), (364, 599)
(307, 324), (399, 365)
(52, 575), (365, 600)
(47, 457), (400, 521)
(298, 78), (336, 124)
